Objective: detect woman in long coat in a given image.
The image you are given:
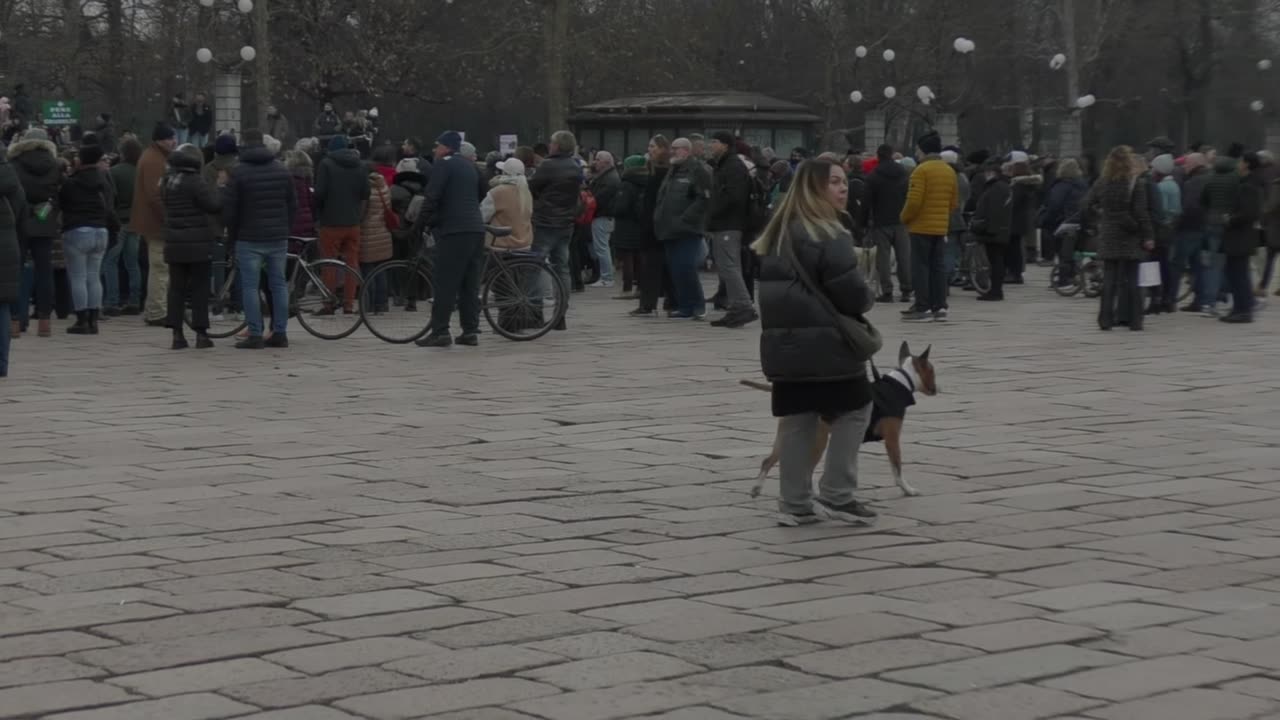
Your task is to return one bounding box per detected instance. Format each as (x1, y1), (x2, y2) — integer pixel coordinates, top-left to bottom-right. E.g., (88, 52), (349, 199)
(1084, 145), (1154, 331)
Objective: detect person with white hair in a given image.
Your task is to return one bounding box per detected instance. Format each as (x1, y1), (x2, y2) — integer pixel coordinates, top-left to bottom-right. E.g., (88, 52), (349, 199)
(587, 151), (621, 288)
(459, 141), (489, 200)
(481, 157), (533, 250)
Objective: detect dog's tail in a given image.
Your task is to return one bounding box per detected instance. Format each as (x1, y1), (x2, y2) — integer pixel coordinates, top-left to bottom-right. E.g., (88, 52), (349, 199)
(739, 379), (773, 392)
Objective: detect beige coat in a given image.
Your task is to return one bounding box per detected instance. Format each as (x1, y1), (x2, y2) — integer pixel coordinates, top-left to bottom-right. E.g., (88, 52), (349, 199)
(483, 179), (533, 250)
(359, 173), (393, 263)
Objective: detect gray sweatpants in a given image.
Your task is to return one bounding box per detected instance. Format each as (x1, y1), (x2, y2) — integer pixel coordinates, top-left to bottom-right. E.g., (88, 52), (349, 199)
(871, 225), (912, 295)
(711, 230), (752, 312)
(777, 404), (872, 515)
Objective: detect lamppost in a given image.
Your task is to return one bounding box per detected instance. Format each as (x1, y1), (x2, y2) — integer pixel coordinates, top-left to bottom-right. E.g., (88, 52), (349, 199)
(194, 0), (257, 135)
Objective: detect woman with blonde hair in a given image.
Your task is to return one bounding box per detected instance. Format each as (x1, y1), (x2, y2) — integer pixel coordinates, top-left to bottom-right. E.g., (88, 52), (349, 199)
(754, 157), (877, 527)
(1084, 145), (1153, 330)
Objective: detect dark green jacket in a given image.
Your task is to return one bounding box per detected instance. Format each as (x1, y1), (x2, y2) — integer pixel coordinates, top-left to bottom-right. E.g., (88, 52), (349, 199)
(109, 161), (136, 229)
(653, 158), (712, 241)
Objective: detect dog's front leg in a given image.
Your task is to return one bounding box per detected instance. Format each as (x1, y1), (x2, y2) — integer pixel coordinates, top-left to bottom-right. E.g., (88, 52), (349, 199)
(880, 418), (920, 496)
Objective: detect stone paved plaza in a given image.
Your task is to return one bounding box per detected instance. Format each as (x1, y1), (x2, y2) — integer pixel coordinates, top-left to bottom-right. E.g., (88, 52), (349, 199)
(2, 270), (1280, 720)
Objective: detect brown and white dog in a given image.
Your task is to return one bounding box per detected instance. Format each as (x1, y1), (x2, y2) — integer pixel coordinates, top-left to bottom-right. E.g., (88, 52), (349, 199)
(742, 341), (938, 498)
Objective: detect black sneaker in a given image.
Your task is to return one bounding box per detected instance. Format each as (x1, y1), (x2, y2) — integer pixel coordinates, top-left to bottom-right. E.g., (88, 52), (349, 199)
(901, 309), (933, 322)
(776, 511), (821, 527)
(265, 333), (289, 348)
(722, 309), (758, 329)
(235, 336), (265, 350)
(876, 292), (895, 303)
(629, 307), (657, 317)
(416, 333), (453, 348)
(170, 335), (189, 350)
(813, 498), (877, 525)
(120, 304), (141, 316)
(455, 333), (479, 346)
(1220, 313), (1254, 324)
(932, 308), (949, 322)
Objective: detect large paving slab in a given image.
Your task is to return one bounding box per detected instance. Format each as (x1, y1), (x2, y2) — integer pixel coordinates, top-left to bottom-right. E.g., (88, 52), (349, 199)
(2, 269), (1279, 719)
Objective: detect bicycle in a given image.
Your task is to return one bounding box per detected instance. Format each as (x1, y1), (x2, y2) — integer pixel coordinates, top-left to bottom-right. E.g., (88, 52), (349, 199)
(189, 237), (365, 340)
(955, 233), (992, 295)
(1049, 224), (1104, 298)
(359, 226), (570, 343)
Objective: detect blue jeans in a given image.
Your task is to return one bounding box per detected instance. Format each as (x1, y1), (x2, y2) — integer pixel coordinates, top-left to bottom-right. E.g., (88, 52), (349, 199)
(910, 233), (947, 312)
(236, 241), (290, 336)
(1195, 227), (1225, 308)
(664, 234), (706, 316)
(532, 226), (573, 304)
(361, 262), (389, 309)
(1169, 229), (1203, 306)
(590, 218), (614, 283)
(189, 132), (208, 149)
(63, 227), (109, 310)
(103, 230), (141, 307)
(175, 128), (189, 145)
(0, 304), (10, 377)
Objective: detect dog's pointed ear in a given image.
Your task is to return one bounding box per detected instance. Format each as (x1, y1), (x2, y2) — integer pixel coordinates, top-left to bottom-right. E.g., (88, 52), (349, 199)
(919, 345), (931, 363)
(898, 341), (911, 364)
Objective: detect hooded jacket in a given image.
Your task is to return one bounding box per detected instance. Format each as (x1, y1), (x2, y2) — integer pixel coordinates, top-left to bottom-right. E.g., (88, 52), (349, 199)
(222, 145), (297, 245)
(610, 166), (651, 251)
(161, 149), (222, 264)
(481, 175), (534, 250)
(0, 152), (26, 304)
(1009, 174), (1044, 239)
(58, 165), (115, 231)
(862, 159), (908, 228)
(529, 152), (582, 229)
(8, 137), (63, 239)
(315, 148), (371, 227)
(900, 155), (959, 236)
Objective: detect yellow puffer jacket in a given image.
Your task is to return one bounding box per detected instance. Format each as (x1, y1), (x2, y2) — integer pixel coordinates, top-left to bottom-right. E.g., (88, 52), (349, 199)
(900, 156), (958, 236)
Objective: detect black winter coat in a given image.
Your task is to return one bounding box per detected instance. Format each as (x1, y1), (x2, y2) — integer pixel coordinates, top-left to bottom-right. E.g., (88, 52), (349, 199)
(223, 145), (297, 245)
(589, 166), (622, 219)
(58, 166), (115, 231)
(641, 165), (669, 246)
(1179, 169), (1211, 232)
(707, 151), (752, 232)
(1222, 177), (1263, 257)
(529, 152), (582, 229)
(862, 160), (908, 228)
(162, 151), (222, 264)
(653, 158), (711, 241)
(1009, 175), (1043, 239)
(610, 168), (650, 251)
(1085, 177), (1153, 261)
(1042, 177), (1087, 231)
(758, 221), (875, 385)
(0, 155), (25, 304)
(1201, 157), (1243, 228)
(7, 137), (62, 239)
(315, 149), (370, 228)
(416, 152), (483, 237)
(971, 176), (1012, 245)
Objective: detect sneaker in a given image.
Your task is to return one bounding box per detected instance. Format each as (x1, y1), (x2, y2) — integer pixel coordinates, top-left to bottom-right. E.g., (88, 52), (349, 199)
(235, 336), (265, 350)
(120, 304), (141, 316)
(813, 498), (878, 525)
(265, 333), (289, 348)
(901, 310), (933, 322)
(776, 511), (821, 527)
(719, 309), (759, 329)
(629, 307), (658, 317)
(1220, 313), (1254, 324)
(898, 292), (913, 303)
(1202, 305), (1219, 318)
(416, 333), (453, 348)
(876, 292), (895, 303)
(455, 333), (479, 346)
(589, 280), (615, 288)
(932, 308), (948, 322)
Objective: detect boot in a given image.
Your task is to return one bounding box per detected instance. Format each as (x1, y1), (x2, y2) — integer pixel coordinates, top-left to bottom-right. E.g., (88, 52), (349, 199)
(171, 329), (189, 350)
(37, 318), (51, 337)
(88, 309), (100, 335)
(195, 332), (214, 349)
(66, 311), (91, 335)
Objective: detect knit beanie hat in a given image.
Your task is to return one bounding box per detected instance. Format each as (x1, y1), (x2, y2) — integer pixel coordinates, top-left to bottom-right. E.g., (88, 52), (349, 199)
(1151, 154), (1175, 176)
(21, 127), (48, 143)
(1182, 152), (1207, 173)
(623, 155), (646, 169)
(916, 131), (942, 155)
(214, 134), (238, 156)
(435, 131), (462, 153)
(78, 144), (104, 166)
(940, 150), (959, 165)
(328, 134), (349, 152)
(152, 122), (176, 142)
(711, 131), (735, 147)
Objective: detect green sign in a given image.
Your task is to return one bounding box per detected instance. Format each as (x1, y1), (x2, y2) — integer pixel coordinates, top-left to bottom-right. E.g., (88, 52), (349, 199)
(41, 100), (81, 126)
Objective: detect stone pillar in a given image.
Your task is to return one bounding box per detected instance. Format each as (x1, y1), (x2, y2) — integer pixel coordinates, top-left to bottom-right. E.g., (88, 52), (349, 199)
(215, 71), (242, 135)
(934, 112), (959, 148)
(864, 110), (886, 150)
(1058, 115), (1083, 159)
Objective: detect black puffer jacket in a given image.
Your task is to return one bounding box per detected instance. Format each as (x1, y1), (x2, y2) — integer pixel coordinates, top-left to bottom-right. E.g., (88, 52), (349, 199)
(58, 166), (115, 231)
(0, 154), (25, 304)
(1009, 175), (1043, 239)
(416, 151), (483, 237)
(610, 167), (650, 251)
(862, 160), (908, 228)
(223, 145), (297, 245)
(971, 175), (1012, 245)
(529, 152), (582, 229)
(1222, 176), (1262, 257)
(315, 149), (370, 227)
(162, 150), (222, 264)
(589, 166), (621, 219)
(707, 150), (752, 232)
(758, 221), (875, 383)
(8, 137), (62, 239)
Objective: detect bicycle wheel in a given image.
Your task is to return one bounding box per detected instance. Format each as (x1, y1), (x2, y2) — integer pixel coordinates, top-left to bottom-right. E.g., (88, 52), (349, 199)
(187, 260), (248, 339)
(969, 244), (992, 295)
(360, 261), (434, 344)
(1049, 262), (1083, 297)
(482, 257), (568, 341)
(292, 259), (364, 340)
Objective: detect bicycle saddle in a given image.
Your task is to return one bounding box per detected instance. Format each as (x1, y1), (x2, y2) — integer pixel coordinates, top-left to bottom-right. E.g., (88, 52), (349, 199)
(485, 226), (513, 238)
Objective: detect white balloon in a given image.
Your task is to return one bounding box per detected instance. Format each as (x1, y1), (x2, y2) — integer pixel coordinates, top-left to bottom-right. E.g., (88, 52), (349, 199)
(855, 45), (867, 58)
(1259, 59), (1272, 71)
(1076, 94), (1096, 109)
(884, 86), (897, 99)
(1252, 99), (1265, 112)
(917, 85), (933, 101)
(1050, 53), (1066, 70)
(849, 90), (863, 103)
(953, 37), (967, 52)
(198, 0), (214, 6)
(196, 47), (213, 64)
(237, 0), (253, 12)
(239, 45), (256, 61)
(961, 39), (976, 53)
(883, 49), (895, 62)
